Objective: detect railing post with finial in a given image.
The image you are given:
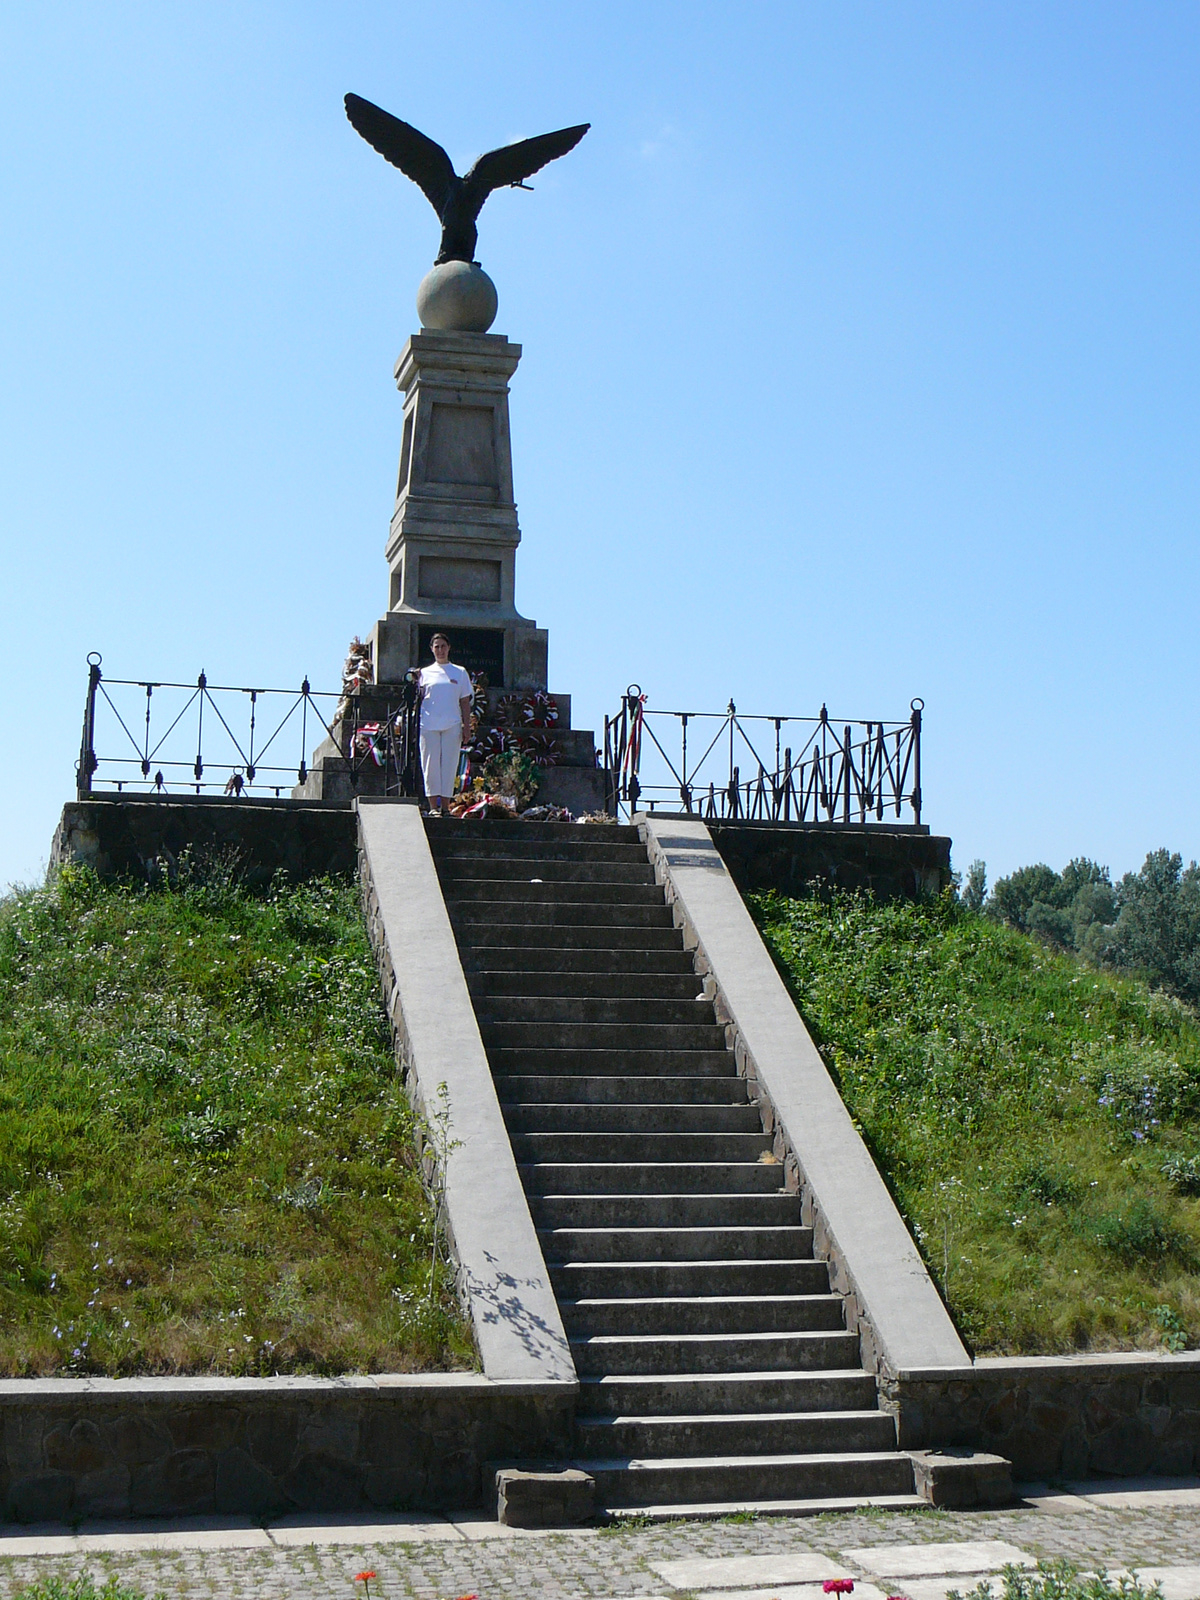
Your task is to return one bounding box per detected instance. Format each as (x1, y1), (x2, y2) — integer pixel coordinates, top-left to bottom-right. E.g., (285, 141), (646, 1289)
(77, 654), (102, 796)
(910, 698), (923, 825)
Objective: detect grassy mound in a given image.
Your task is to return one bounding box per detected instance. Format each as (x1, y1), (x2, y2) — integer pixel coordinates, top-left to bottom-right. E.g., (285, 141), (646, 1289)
(752, 888), (1200, 1355)
(0, 862), (472, 1376)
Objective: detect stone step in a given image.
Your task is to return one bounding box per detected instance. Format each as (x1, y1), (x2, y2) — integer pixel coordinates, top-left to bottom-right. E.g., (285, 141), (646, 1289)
(450, 900), (674, 929)
(438, 857), (656, 885)
(501, 1102), (763, 1133)
(512, 1131), (770, 1163)
(576, 1410), (897, 1459)
(570, 1329), (862, 1375)
(470, 948), (697, 975)
(494, 1075), (750, 1105)
(539, 1225), (814, 1263)
(579, 1451), (915, 1508)
(434, 845), (653, 869)
(448, 879), (665, 906)
(457, 924), (684, 950)
(488, 1049), (735, 1077)
(474, 972), (709, 1000)
(519, 1162), (784, 1195)
(429, 819), (640, 845)
(562, 1294), (844, 1336)
(482, 1022), (728, 1051)
(479, 996), (718, 1025)
(529, 1193), (800, 1230)
(550, 1260), (830, 1300)
(578, 1370), (876, 1417)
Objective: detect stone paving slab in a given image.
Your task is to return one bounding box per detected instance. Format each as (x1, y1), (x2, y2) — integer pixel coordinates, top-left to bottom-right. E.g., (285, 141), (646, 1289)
(693, 1587), (890, 1600)
(1130, 1568), (1200, 1600)
(269, 1518), (461, 1547)
(1016, 1485), (1106, 1515)
(894, 1581), (1007, 1600)
(652, 1552), (854, 1588)
(841, 1542), (1035, 1579)
(1068, 1478), (1200, 1510)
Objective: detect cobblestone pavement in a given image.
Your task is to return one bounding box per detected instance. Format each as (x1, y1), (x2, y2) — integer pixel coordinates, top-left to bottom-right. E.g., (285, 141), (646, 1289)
(3, 1493), (1200, 1600)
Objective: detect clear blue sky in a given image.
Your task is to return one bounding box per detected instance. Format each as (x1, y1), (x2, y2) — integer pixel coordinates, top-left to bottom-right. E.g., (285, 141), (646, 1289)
(3, 2), (1198, 890)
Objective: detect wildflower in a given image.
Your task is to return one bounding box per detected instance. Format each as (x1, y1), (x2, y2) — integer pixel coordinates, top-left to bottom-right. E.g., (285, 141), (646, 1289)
(355, 1574), (377, 1600)
(824, 1584), (854, 1595)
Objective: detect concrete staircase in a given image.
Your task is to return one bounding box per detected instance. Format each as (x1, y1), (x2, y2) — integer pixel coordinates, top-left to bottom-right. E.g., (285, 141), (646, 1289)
(427, 816), (920, 1518)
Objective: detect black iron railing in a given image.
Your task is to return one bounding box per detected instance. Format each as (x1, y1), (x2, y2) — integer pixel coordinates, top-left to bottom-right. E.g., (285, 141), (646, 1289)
(75, 654), (421, 799)
(604, 687), (923, 826)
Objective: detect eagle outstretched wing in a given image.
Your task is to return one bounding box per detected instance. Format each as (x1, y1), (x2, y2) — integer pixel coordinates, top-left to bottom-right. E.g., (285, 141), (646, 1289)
(344, 94), (456, 214)
(462, 125), (591, 210)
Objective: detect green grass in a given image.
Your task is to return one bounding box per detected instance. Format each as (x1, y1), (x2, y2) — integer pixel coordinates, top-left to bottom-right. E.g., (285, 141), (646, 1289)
(0, 860), (473, 1376)
(751, 887), (1200, 1355)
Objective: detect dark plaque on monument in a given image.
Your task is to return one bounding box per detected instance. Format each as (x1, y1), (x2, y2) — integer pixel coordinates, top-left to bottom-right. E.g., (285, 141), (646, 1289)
(417, 626), (505, 686)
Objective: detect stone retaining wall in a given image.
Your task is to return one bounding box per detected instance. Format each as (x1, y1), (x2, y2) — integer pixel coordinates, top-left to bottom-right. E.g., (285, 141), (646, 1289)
(52, 795), (358, 888)
(52, 798), (950, 906)
(0, 1375), (572, 1525)
(705, 818), (951, 902)
(885, 1354), (1200, 1481)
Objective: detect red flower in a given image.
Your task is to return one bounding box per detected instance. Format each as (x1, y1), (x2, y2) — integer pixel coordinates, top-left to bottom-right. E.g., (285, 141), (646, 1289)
(355, 1576), (376, 1584)
(823, 1583), (854, 1595)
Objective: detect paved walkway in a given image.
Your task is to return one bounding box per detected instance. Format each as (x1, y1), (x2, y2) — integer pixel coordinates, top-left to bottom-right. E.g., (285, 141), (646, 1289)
(2, 1482), (1200, 1599)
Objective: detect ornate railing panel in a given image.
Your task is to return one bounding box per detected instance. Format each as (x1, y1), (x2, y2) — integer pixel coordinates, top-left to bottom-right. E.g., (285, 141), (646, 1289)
(603, 686), (923, 826)
(75, 654), (421, 799)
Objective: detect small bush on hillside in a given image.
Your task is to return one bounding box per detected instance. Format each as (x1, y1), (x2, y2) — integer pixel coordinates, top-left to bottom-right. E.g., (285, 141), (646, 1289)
(1161, 1151), (1200, 1195)
(1088, 1198), (1192, 1266)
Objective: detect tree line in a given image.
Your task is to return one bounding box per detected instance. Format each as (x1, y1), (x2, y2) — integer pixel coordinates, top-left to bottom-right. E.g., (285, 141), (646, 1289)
(960, 850), (1200, 1008)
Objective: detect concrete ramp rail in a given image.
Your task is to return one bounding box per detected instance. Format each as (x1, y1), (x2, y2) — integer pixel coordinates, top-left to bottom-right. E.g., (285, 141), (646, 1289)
(356, 799), (576, 1392)
(641, 816), (972, 1385)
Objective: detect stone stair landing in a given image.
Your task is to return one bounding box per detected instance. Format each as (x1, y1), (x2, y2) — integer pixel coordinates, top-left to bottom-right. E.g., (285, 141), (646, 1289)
(427, 817), (920, 1518)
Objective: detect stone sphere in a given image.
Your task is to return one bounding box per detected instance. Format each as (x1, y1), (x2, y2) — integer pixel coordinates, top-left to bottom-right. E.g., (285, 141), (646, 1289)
(416, 261), (498, 333)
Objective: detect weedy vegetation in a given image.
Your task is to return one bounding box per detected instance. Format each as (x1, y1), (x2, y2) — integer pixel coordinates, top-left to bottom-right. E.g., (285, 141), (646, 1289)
(752, 887), (1200, 1354)
(0, 858), (473, 1375)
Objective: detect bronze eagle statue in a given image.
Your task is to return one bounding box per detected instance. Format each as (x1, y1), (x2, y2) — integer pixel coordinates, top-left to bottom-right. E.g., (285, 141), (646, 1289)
(345, 95), (590, 266)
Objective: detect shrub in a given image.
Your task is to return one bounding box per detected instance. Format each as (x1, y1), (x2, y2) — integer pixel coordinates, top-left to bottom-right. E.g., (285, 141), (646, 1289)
(950, 1560), (1162, 1600)
(1089, 1198), (1191, 1266)
(1161, 1152), (1200, 1196)
(15, 1578), (162, 1600)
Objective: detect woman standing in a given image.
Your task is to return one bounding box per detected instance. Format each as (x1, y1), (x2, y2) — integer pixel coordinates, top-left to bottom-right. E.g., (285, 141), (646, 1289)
(418, 633), (473, 814)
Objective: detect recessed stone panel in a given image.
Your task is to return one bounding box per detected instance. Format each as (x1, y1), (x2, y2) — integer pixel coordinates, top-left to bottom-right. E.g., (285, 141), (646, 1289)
(427, 403), (498, 486)
(419, 557), (502, 602)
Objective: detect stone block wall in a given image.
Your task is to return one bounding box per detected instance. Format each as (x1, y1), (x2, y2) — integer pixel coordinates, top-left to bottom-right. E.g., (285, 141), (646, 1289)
(883, 1355), (1200, 1481)
(52, 796), (357, 888)
(0, 1377), (573, 1524)
(705, 819), (951, 902)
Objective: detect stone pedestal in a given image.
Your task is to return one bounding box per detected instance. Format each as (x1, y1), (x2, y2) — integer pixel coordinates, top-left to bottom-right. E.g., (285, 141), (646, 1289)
(367, 330), (547, 690)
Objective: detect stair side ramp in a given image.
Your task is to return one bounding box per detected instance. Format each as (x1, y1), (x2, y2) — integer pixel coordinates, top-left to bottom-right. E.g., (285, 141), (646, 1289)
(355, 799), (577, 1415)
(640, 815), (973, 1375)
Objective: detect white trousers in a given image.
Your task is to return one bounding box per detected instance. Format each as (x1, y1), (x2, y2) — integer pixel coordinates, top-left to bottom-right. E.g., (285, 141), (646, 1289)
(420, 724), (462, 800)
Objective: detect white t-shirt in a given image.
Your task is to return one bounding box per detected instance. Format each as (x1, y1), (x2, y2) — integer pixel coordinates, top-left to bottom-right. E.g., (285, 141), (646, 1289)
(418, 662), (473, 732)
